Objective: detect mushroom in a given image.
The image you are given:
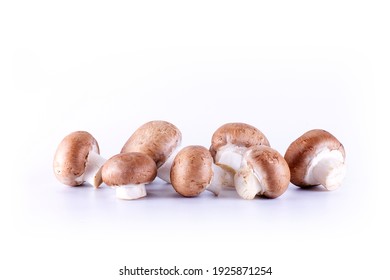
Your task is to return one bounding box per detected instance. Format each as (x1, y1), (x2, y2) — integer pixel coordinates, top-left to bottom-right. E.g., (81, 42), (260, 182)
(210, 122), (270, 174)
(121, 120), (181, 183)
(53, 131), (106, 187)
(170, 145), (234, 197)
(234, 146), (291, 199)
(100, 152), (157, 200)
(284, 129), (346, 190)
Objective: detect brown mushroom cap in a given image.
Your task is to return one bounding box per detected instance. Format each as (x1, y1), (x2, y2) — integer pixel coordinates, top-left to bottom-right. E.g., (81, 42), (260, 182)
(209, 122), (270, 159)
(53, 131), (100, 186)
(170, 146), (213, 197)
(121, 120), (182, 168)
(102, 152), (157, 186)
(284, 129), (346, 187)
(244, 146), (291, 198)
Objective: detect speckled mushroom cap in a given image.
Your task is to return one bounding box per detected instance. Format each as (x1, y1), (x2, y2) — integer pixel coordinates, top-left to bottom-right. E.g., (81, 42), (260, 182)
(170, 146), (213, 197)
(243, 146), (290, 198)
(102, 152), (157, 187)
(284, 129), (346, 187)
(209, 122), (270, 159)
(53, 131), (100, 186)
(121, 120), (182, 168)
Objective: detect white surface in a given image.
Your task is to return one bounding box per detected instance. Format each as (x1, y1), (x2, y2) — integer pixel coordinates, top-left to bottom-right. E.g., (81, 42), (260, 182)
(1, 1), (388, 279)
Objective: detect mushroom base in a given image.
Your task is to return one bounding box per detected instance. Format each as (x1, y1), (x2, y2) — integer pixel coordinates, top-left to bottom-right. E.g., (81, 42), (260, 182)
(215, 145), (246, 174)
(312, 158), (346, 190)
(206, 164), (234, 196)
(115, 184), (147, 200)
(81, 150), (106, 187)
(157, 146), (181, 183)
(234, 166), (264, 200)
(305, 149), (346, 190)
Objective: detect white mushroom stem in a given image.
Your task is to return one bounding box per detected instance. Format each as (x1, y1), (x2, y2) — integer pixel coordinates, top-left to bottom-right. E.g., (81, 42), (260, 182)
(157, 147), (181, 183)
(206, 164), (234, 196)
(82, 150), (106, 187)
(305, 149), (346, 191)
(115, 184), (147, 200)
(234, 165), (264, 200)
(312, 157), (346, 190)
(215, 145), (246, 173)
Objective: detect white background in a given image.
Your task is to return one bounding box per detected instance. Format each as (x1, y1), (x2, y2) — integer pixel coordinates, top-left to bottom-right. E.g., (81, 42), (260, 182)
(1, 1), (388, 279)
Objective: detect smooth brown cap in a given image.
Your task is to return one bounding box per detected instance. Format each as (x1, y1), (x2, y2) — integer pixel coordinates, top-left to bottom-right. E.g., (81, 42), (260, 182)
(170, 146), (213, 197)
(284, 129), (345, 187)
(53, 131), (100, 186)
(102, 152), (157, 186)
(121, 120), (182, 168)
(245, 146), (291, 198)
(210, 122), (270, 158)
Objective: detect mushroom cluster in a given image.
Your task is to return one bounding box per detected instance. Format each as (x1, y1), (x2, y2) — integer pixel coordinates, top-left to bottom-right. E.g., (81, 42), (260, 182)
(53, 121), (346, 200)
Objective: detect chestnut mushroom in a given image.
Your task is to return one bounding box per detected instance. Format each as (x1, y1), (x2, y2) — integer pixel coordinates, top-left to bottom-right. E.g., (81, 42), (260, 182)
(53, 131), (106, 187)
(100, 152), (157, 200)
(235, 146), (291, 199)
(170, 146), (233, 197)
(284, 129), (346, 190)
(121, 120), (181, 183)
